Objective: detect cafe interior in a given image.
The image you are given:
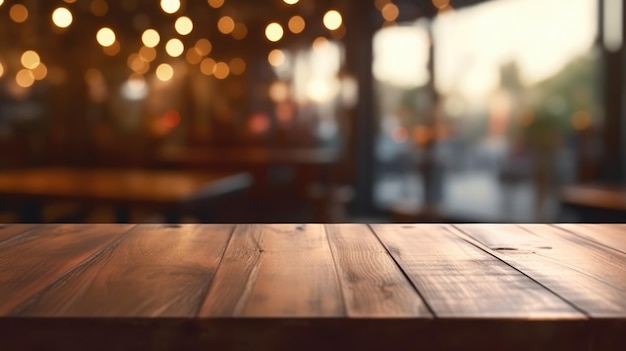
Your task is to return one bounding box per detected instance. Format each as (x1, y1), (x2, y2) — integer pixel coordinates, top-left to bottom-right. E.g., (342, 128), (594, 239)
(0, 0), (623, 224)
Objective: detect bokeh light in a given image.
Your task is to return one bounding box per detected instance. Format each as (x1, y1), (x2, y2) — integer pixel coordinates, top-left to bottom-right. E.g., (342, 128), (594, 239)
(288, 16), (306, 34)
(16, 69), (35, 88)
(160, 0), (180, 14)
(21, 51), (41, 69)
(52, 7), (73, 28)
(102, 41), (121, 56)
(139, 46), (157, 62)
(200, 58), (216, 75)
(175, 16), (193, 35)
(156, 63), (174, 81)
(232, 23), (248, 40)
(96, 27), (116, 47)
(142, 29), (161, 48)
(214, 62), (230, 79)
(165, 38), (184, 57)
(10, 4), (29, 23)
(381, 3), (399, 21)
(323, 10), (342, 30)
(229, 58), (246, 75)
(207, 0), (224, 9)
(268, 49), (286, 67)
(218, 16), (235, 34)
(32, 63), (48, 80)
(283, 0), (299, 4)
(195, 39), (212, 56)
(265, 23), (284, 42)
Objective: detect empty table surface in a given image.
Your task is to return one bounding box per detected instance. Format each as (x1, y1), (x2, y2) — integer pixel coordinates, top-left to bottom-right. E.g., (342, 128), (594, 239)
(0, 167), (252, 207)
(0, 224), (625, 350)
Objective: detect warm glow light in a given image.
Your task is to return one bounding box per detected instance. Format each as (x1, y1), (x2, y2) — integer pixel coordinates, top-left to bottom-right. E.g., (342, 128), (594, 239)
(63, 0), (77, 3)
(381, 3), (399, 21)
(102, 41), (120, 56)
(160, 0), (180, 14)
(269, 81), (289, 102)
(0, 62), (4, 78)
(207, 0), (224, 8)
(432, 0), (450, 10)
(195, 39), (212, 55)
(186, 48), (203, 64)
(214, 62), (230, 79)
(232, 23), (248, 40)
(175, 16), (193, 35)
(323, 10), (342, 30)
(288, 16), (305, 34)
(312, 36), (329, 50)
(121, 75), (148, 100)
(165, 38), (184, 57)
(142, 29), (160, 48)
(52, 7), (73, 28)
(96, 27), (116, 47)
(16, 69), (35, 88)
(32, 63), (48, 80)
(265, 23), (284, 42)
(375, 0), (391, 10)
(139, 46), (157, 62)
(218, 16), (235, 34)
(283, 0), (299, 4)
(0, 0), (4, 7)
(156, 63), (174, 81)
(128, 54), (149, 74)
(21, 51), (40, 69)
(10, 4), (29, 23)
(200, 58), (216, 75)
(229, 58), (246, 75)
(268, 49), (286, 67)
(90, 0), (108, 17)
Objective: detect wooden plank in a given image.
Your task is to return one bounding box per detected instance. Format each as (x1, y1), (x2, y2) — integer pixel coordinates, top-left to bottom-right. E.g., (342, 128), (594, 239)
(555, 224), (626, 254)
(455, 224), (626, 318)
(0, 224), (37, 244)
(371, 224), (583, 318)
(0, 224), (133, 314)
(13, 224), (233, 317)
(200, 224), (344, 317)
(325, 223), (431, 317)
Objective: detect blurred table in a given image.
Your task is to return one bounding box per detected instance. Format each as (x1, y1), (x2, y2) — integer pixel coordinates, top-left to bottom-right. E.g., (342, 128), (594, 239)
(0, 168), (252, 223)
(0, 223), (625, 350)
(560, 184), (626, 222)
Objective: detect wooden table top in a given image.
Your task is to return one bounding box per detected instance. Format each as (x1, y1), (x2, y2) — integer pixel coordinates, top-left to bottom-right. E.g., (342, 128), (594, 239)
(0, 168), (252, 206)
(0, 224), (625, 350)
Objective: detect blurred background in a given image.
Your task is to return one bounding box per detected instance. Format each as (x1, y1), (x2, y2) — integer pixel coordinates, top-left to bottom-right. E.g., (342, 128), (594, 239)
(0, 0), (624, 223)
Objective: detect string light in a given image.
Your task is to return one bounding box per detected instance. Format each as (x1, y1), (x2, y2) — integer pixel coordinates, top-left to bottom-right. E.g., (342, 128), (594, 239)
(195, 39), (212, 56)
(52, 7), (73, 28)
(214, 62), (230, 79)
(381, 3), (399, 21)
(200, 58), (216, 75)
(229, 58), (246, 75)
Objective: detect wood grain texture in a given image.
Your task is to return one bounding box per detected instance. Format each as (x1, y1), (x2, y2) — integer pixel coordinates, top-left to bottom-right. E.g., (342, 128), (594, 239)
(455, 224), (626, 317)
(13, 224), (233, 317)
(325, 223), (431, 317)
(371, 224), (583, 318)
(200, 224), (344, 317)
(0, 224), (37, 244)
(0, 224), (133, 314)
(555, 224), (626, 254)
